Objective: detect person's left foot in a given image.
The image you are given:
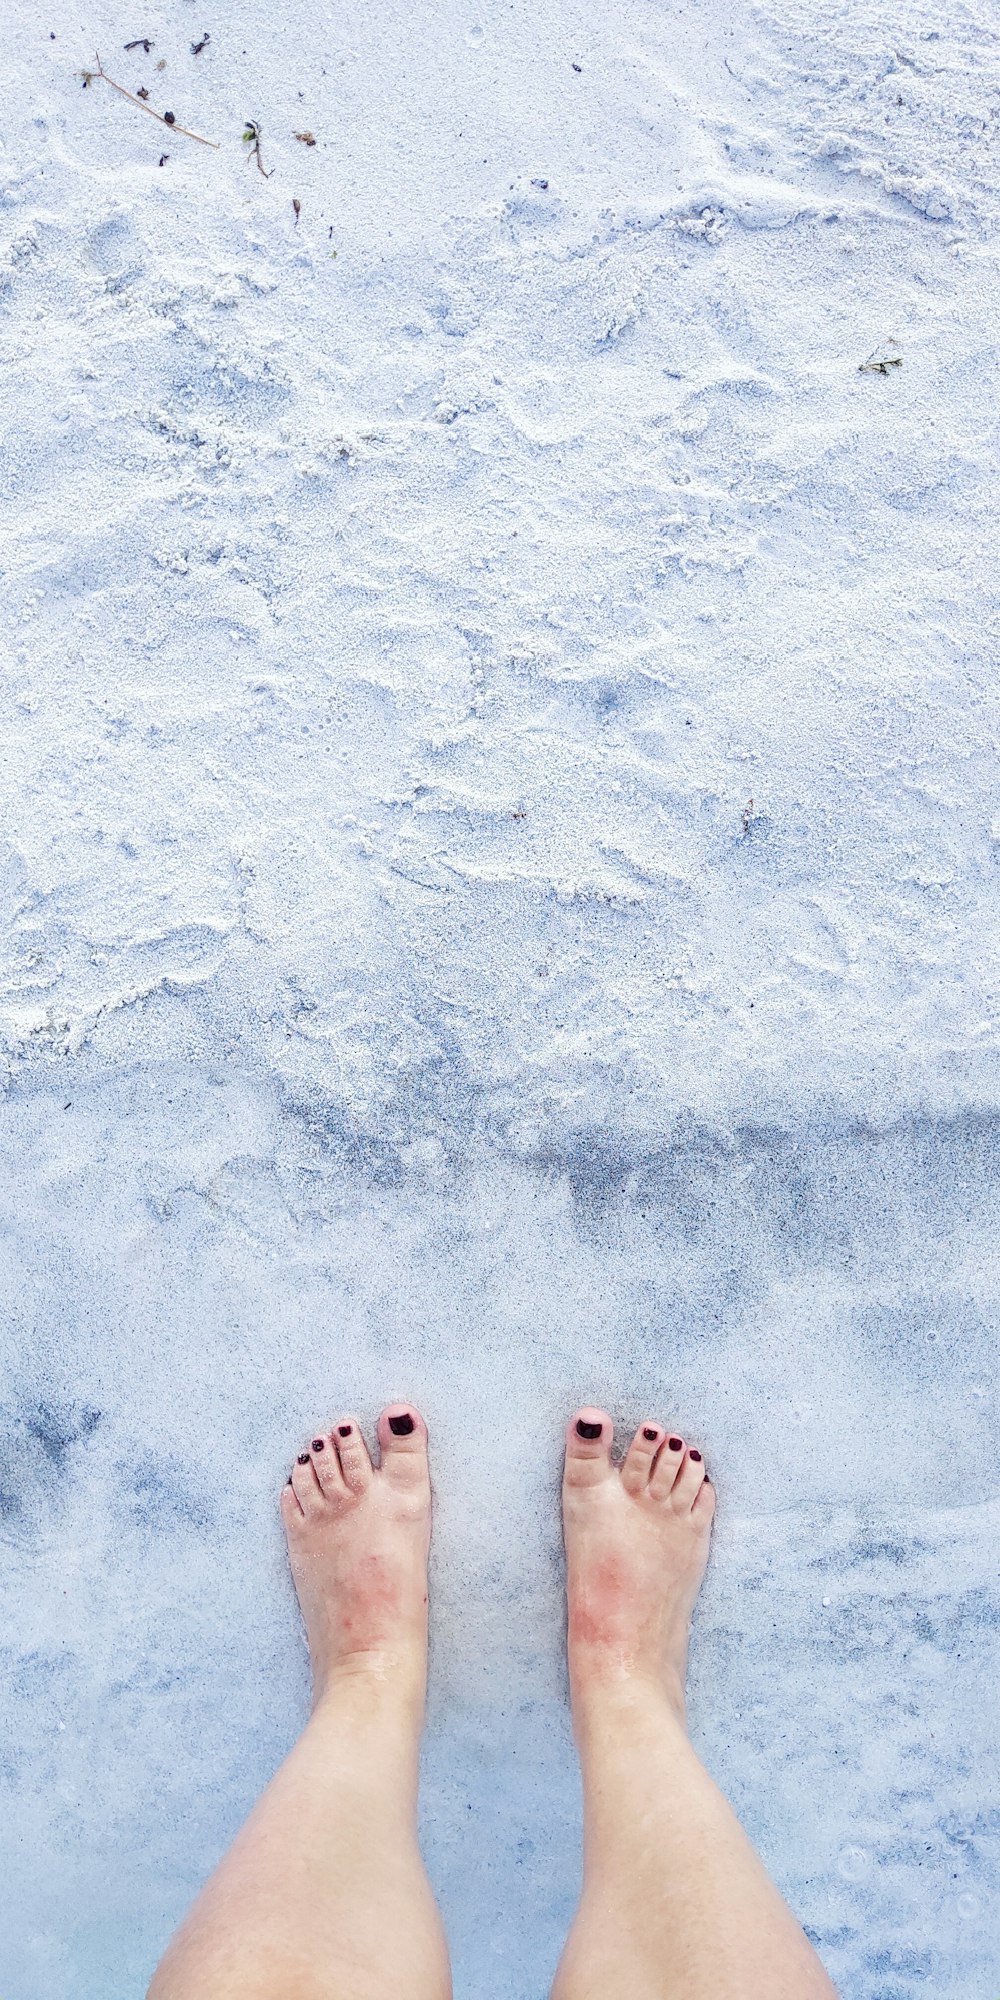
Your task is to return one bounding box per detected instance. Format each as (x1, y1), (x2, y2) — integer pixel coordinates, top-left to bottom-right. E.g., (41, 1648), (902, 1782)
(562, 1407), (715, 1722)
(280, 1406), (432, 1709)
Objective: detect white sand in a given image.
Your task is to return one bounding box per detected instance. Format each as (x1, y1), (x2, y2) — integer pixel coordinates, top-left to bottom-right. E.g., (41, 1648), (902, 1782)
(2, 0), (999, 1991)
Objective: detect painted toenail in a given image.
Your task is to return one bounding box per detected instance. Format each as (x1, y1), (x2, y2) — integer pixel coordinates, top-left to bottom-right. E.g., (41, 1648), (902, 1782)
(668, 1436), (683, 1451)
(311, 1439), (325, 1452)
(576, 1419), (603, 1439)
(689, 1449), (702, 1462)
(338, 1424), (352, 1437)
(388, 1413), (415, 1436)
(643, 1427), (658, 1441)
(297, 1452), (310, 1464)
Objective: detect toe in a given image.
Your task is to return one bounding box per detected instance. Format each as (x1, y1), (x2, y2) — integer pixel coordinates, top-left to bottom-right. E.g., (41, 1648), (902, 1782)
(332, 1417), (373, 1494)
(672, 1445), (708, 1511)
(308, 1430), (349, 1502)
(280, 1478), (303, 1525)
(290, 1448), (325, 1515)
(564, 1407), (614, 1487)
(649, 1430), (687, 1500)
(377, 1405), (430, 1484)
(621, 1421), (665, 1495)
(693, 1472), (716, 1523)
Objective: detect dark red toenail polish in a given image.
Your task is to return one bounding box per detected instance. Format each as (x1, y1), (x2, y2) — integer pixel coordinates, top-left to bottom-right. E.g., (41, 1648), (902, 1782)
(690, 1449), (702, 1462)
(668, 1436), (683, 1451)
(388, 1413), (414, 1436)
(311, 1438), (325, 1452)
(297, 1452), (310, 1464)
(286, 1475), (293, 1485)
(643, 1427), (658, 1441)
(338, 1424), (352, 1437)
(576, 1418), (603, 1439)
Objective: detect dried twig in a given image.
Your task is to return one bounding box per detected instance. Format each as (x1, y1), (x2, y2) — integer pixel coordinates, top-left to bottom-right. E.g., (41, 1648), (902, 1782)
(242, 120), (273, 177)
(80, 52), (219, 148)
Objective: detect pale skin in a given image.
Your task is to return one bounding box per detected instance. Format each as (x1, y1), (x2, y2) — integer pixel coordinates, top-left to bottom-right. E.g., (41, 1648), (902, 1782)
(147, 1405), (839, 2000)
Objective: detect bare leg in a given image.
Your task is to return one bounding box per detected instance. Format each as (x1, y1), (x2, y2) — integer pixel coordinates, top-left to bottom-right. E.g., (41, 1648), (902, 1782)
(552, 1410), (838, 2000)
(147, 1407), (451, 2000)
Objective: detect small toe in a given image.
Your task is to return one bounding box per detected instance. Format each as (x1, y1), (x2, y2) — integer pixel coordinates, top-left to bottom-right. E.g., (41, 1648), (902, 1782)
(693, 1473), (716, 1522)
(621, 1421), (665, 1495)
(290, 1450), (325, 1515)
(332, 1417), (373, 1494)
(649, 1431), (687, 1500)
(280, 1478), (303, 1524)
(377, 1405), (430, 1483)
(564, 1408), (614, 1487)
(672, 1446), (708, 1511)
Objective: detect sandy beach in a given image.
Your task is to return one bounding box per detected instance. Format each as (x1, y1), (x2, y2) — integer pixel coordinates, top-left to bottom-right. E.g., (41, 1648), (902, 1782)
(2, 0), (999, 1991)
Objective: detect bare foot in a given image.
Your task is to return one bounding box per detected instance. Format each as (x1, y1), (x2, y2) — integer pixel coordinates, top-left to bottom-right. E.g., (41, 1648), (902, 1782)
(280, 1405), (431, 1711)
(562, 1406), (715, 1723)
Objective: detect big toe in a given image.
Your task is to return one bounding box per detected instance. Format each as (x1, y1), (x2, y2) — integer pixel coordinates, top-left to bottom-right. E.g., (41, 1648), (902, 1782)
(564, 1407), (614, 1487)
(377, 1405), (430, 1484)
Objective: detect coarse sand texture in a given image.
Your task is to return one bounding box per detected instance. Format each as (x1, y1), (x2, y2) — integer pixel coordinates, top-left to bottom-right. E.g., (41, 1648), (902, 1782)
(2, 0), (999, 1993)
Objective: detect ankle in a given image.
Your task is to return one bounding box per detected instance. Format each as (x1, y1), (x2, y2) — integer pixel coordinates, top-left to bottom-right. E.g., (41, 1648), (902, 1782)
(310, 1643), (427, 1724)
(305, 1665), (426, 1823)
(570, 1656), (689, 1743)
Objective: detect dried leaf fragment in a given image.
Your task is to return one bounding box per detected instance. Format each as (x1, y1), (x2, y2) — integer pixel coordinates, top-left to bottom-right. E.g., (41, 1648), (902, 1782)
(859, 340), (903, 375)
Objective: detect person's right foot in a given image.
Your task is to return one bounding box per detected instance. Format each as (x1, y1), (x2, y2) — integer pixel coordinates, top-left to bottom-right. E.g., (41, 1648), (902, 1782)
(562, 1408), (715, 1721)
(280, 1405), (432, 1710)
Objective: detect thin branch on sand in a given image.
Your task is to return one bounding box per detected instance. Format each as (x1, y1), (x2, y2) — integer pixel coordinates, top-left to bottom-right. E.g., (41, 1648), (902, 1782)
(79, 52), (220, 149)
(242, 121), (273, 177)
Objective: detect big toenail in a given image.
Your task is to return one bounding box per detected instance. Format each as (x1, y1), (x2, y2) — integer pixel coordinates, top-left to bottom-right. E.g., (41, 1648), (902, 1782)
(311, 1439), (325, 1452)
(297, 1452), (310, 1464)
(388, 1413), (415, 1436)
(338, 1424), (352, 1437)
(690, 1449), (702, 1462)
(668, 1436), (683, 1451)
(576, 1419), (603, 1439)
(643, 1427), (658, 1441)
